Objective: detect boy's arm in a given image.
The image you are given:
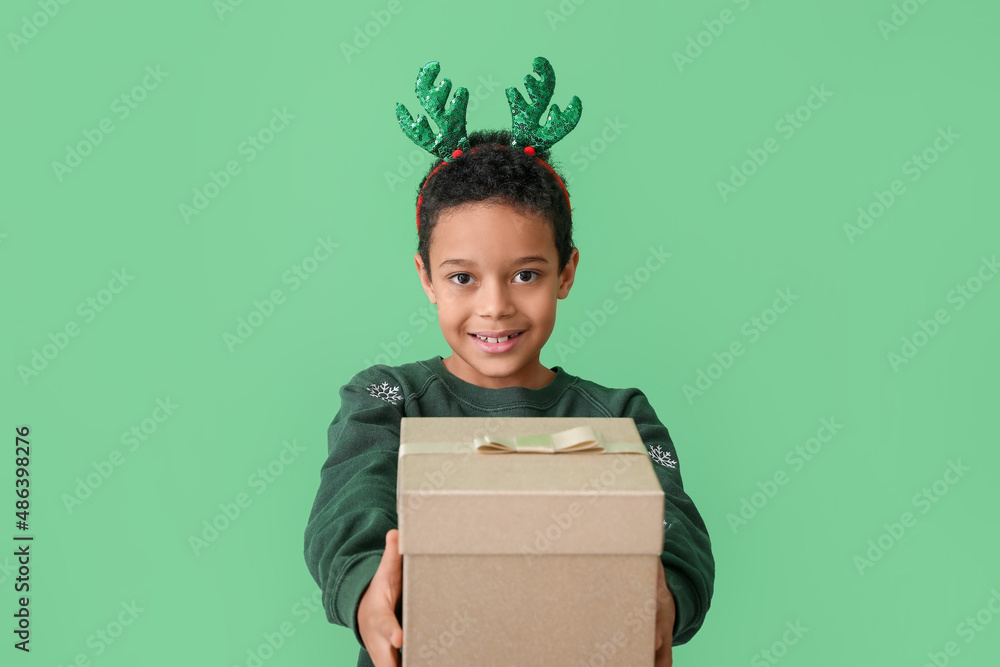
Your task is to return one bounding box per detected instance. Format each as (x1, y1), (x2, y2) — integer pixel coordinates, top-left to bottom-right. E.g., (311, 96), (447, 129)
(303, 367), (404, 648)
(624, 390), (715, 645)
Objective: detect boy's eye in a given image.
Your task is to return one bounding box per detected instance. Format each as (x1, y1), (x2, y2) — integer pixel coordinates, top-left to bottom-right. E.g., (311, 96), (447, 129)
(514, 270), (538, 283)
(447, 270), (539, 286)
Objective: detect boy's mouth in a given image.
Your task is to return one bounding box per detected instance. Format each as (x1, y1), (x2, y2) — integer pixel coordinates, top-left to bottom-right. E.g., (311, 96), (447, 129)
(468, 330), (524, 353)
(470, 331), (523, 343)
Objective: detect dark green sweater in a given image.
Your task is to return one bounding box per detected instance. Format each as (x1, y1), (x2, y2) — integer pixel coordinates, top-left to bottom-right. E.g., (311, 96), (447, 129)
(303, 356), (715, 666)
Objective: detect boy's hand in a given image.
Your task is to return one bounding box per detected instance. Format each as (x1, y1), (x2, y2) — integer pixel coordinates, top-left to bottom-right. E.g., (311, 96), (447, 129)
(358, 529), (403, 667)
(654, 563), (675, 666)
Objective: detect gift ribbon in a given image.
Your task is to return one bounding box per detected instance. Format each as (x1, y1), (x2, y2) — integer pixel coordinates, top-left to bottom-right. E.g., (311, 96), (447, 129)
(473, 425), (647, 455)
(397, 425), (650, 457)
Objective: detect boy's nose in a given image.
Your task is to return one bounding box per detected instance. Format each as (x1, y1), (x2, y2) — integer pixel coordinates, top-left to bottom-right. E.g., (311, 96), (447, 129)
(478, 281), (515, 318)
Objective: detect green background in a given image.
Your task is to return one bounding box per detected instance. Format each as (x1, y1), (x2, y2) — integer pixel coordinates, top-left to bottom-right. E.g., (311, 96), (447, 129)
(3, 0), (998, 664)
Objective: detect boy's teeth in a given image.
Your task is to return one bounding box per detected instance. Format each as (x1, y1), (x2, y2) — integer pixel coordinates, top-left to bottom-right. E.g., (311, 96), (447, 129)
(476, 333), (517, 343)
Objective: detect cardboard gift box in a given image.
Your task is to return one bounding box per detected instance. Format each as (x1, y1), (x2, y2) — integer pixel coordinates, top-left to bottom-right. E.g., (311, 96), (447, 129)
(396, 417), (666, 666)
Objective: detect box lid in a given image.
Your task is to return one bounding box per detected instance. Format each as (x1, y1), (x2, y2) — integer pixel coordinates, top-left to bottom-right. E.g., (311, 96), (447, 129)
(397, 417), (665, 556)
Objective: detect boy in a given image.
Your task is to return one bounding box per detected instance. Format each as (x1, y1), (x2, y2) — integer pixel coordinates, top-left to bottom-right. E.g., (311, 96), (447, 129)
(305, 56), (713, 667)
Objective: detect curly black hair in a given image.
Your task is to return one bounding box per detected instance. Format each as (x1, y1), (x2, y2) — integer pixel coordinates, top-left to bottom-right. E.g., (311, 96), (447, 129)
(415, 129), (575, 282)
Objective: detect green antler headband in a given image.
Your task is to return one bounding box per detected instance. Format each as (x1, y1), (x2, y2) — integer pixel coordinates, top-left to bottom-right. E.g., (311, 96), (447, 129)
(395, 56), (583, 231)
(395, 61), (471, 161)
(506, 56), (583, 153)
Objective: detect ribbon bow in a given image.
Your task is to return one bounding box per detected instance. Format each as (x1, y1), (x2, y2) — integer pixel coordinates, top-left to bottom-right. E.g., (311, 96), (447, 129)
(473, 425), (605, 454)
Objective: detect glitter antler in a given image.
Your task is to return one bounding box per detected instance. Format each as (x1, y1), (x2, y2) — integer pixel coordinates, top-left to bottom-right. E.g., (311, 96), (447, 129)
(506, 56), (582, 153)
(395, 61), (470, 162)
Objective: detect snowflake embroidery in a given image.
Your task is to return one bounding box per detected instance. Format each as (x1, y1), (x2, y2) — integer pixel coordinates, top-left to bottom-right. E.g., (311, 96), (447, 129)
(649, 444), (677, 469)
(366, 381), (402, 405)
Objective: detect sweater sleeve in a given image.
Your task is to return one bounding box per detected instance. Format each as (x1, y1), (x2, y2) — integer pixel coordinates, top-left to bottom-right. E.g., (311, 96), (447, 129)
(303, 366), (404, 649)
(623, 390), (715, 645)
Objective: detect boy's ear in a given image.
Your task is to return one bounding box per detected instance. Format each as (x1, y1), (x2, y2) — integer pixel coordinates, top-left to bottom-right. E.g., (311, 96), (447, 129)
(415, 253), (438, 304)
(557, 247), (580, 299)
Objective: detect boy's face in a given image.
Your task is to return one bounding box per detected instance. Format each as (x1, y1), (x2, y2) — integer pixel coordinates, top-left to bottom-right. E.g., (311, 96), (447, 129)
(415, 201), (579, 389)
